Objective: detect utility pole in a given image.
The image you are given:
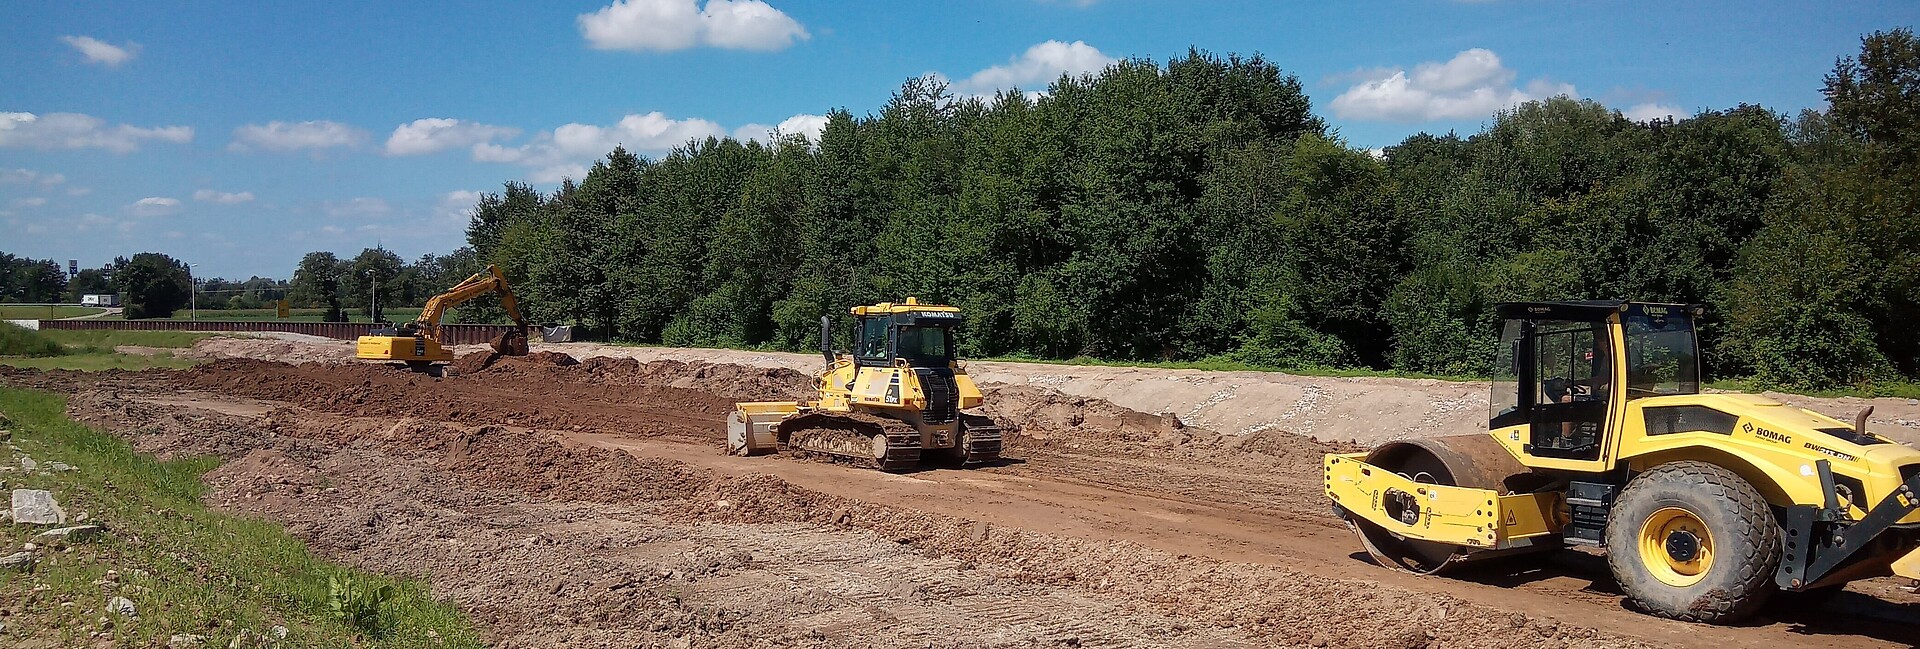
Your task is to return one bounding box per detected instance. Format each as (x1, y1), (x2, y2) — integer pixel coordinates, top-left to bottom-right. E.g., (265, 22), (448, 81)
(188, 263), (196, 320)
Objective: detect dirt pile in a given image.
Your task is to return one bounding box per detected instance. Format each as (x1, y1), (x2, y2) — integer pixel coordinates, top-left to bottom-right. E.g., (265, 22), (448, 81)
(573, 357), (810, 402)
(181, 336), (355, 364)
(450, 350), (579, 375)
(174, 358), (732, 440)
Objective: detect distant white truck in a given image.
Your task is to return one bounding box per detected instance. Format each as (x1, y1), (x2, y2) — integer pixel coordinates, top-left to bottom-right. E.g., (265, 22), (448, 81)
(80, 294), (120, 307)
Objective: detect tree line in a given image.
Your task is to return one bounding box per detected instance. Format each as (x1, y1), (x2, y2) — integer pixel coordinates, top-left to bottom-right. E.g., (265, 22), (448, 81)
(433, 30), (1920, 390)
(18, 30), (1912, 391)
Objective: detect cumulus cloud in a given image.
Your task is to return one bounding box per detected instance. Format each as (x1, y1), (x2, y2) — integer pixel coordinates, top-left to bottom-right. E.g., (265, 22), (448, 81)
(1328, 49), (1576, 122)
(0, 168), (66, 186)
(229, 120), (368, 153)
(437, 190), (483, 224)
(952, 40), (1115, 98)
(60, 35), (139, 67)
(473, 111), (726, 181)
(384, 118), (521, 156)
(0, 112), (193, 153)
(1623, 102), (1687, 122)
(731, 113), (829, 144)
(193, 189), (255, 204)
(579, 0), (808, 52)
(11, 197), (48, 208)
(323, 197), (392, 218)
(127, 196), (182, 216)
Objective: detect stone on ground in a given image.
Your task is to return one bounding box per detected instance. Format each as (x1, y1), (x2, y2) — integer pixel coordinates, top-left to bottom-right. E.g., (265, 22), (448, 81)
(10, 488), (65, 525)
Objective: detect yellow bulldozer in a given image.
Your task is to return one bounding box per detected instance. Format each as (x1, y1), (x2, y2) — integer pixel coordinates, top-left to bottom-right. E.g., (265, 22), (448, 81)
(728, 298), (1002, 470)
(1327, 301), (1920, 622)
(355, 264), (534, 371)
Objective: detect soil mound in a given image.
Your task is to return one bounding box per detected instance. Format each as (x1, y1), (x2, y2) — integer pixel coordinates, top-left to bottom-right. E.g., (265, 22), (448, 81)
(450, 350), (580, 375)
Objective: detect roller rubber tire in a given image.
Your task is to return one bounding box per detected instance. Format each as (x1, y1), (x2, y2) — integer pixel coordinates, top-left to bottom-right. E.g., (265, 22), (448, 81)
(1604, 461), (1780, 623)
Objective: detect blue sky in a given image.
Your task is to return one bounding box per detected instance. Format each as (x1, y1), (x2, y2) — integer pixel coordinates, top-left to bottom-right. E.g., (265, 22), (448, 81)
(2, 0), (1913, 280)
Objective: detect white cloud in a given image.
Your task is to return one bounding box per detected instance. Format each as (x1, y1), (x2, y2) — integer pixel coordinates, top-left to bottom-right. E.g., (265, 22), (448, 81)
(384, 118), (521, 156)
(953, 40), (1115, 97)
(60, 35), (139, 67)
(323, 197), (392, 218)
(0, 112), (193, 153)
(0, 168), (66, 186)
(1329, 48), (1576, 122)
(11, 197), (48, 208)
(76, 213), (116, 231)
(438, 190), (483, 224)
(229, 120), (368, 153)
(579, 0), (808, 52)
(193, 189), (255, 204)
(529, 164), (591, 184)
(128, 196), (182, 216)
(473, 111), (725, 180)
(1624, 102), (1686, 122)
(67, 186), (92, 197)
(731, 113), (829, 144)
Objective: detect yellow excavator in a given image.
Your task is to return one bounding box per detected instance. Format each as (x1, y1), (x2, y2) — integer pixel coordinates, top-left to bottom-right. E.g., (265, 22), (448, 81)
(729, 298), (1003, 470)
(1327, 301), (1920, 623)
(355, 264), (531, 370)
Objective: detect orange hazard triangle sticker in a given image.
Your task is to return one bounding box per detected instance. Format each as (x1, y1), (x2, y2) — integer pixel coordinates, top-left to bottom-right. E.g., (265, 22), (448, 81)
(1504, 510), (1517, 527)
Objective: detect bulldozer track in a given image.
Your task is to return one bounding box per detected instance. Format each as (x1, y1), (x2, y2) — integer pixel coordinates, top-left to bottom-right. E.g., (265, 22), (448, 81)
(780, 412), (924, 471)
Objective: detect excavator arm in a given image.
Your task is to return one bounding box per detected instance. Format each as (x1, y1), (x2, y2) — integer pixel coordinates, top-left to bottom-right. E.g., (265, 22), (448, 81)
(403, 265), (530, 355)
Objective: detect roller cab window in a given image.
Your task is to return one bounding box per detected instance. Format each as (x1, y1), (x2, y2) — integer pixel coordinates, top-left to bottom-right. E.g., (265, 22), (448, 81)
(1623, 304), (1700, 399)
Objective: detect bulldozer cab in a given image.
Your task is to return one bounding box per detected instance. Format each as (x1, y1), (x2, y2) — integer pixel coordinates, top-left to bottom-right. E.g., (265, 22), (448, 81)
(849, 299), (960, 368)
(1491, 301), (1702, 468)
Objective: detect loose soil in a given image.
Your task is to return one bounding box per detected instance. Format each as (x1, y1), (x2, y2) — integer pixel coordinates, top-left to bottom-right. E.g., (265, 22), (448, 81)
(9, 342), (1917, 648)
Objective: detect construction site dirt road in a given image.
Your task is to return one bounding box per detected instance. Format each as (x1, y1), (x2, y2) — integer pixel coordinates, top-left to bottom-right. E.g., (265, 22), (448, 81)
(9, 337), (1918, 648)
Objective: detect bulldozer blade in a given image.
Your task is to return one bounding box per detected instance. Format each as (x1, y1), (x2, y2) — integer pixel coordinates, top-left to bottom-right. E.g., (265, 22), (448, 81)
(489, 329), (529, 356)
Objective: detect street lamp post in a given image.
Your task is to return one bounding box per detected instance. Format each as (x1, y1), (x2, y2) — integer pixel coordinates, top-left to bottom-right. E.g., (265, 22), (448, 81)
(187, 263), (197, 320)
(365, 269), (378, 323)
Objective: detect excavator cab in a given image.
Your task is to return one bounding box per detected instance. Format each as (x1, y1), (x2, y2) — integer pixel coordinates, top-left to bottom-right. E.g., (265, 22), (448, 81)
(355, 264), (533, 370)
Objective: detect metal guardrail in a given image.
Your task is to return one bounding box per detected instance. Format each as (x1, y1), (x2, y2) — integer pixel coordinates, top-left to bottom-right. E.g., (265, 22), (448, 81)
(35, 319), (528, 346)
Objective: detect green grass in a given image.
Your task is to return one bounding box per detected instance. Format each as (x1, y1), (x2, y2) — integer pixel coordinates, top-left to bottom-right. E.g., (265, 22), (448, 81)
(0, 305), (105, 319)
(150, 308), (424, 323)
(0, 351), (203, 371)
(0, 322), (67, 357)
(37, 329), (215, 350)
(975, 353), (1485, 382)
(0, 388), (484, 648)
(1707, 378), (1920, 401)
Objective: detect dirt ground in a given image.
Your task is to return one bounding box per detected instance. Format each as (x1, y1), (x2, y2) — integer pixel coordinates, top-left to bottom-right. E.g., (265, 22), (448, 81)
(9, 338), (1919, 648)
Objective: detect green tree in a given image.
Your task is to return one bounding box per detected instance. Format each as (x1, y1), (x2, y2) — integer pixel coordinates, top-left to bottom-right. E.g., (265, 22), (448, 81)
(290, 251), (348, 322)
(117, 253), (192, 319)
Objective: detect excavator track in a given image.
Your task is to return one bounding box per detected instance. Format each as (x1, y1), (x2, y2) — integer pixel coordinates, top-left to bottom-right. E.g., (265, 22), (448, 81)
(777, 411), (923, 471)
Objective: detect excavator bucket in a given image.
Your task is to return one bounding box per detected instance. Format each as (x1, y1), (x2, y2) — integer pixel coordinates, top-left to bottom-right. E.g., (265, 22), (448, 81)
(489, 329), (529, 356)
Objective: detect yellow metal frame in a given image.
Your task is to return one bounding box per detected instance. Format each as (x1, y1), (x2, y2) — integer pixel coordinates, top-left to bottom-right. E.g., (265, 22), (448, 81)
(1326, 453), (1558, 549)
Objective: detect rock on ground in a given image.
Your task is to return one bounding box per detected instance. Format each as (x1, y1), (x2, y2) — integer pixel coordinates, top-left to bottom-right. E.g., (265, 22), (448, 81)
(0, 551), (34, 572)
(10, 488), (65, 525)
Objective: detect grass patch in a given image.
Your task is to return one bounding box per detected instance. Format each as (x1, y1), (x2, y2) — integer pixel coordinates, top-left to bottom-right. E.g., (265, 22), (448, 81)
(975, 353), (1485, 382)
(0, 388), (484, 647)
(0, 352), (202, 372)
(1708, 378), (1920, 401)
(1, 322), (68, 358)
(37, 329), (214, 350)
(0, 305), (105, 319)
(149, 308), (425, 323)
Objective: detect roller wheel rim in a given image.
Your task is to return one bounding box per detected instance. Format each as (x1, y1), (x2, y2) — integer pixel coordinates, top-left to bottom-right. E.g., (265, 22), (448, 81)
(870, 433), (889, 461)
(1639, 506), (1714, 587)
